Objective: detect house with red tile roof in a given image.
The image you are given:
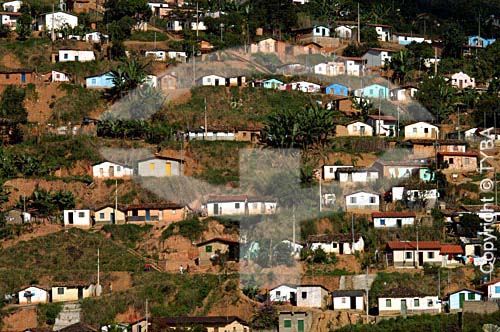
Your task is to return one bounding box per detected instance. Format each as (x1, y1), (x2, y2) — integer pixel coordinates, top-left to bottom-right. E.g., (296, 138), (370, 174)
(386, 241), (464, 268)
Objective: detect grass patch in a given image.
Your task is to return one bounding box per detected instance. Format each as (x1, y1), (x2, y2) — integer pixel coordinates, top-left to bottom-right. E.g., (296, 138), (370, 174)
(130, 31), (168, 42)
(161, 217), (207, 241)
(102, 224), (153, 249)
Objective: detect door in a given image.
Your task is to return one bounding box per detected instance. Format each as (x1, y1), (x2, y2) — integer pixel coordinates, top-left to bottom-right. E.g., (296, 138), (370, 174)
(290, 291), (297, 306)
(68, 212), (74, 224)
(145, 210), (151, 221)
(350, 296), (356, 309)
(396, 219), (402, 228)
(474, 245), (481, 256)
(21, 73), (26, 83)
(360, 126), (365, 136)
(297, 319), (304, 332)
(459, 293), (465, 309)
(109, 166), (114, 177)
(339, 243), (344, 255)
(78, 287), (83, 299)
(165, 162), (171, 176)
(214, 79), (219, 85)
(213, 203), (219, 215)
(401, 299), (407, 314)
(110, 212), (115, 224)
(418, 252), (424, 266)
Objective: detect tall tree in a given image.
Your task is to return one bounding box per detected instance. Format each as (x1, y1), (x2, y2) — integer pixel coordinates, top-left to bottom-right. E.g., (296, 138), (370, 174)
(0, 85), (28, 123)
(415, 76), (456, 123)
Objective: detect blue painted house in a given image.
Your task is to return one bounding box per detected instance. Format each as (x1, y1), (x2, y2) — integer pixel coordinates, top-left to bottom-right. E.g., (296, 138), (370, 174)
(325, 83), (349, 96)
(263, 78), (284, 89)
(85, 71), (115, 89)
(467, 35), (496, 48)
(362, 84), (389, 99)
(448, 288), (482, 311)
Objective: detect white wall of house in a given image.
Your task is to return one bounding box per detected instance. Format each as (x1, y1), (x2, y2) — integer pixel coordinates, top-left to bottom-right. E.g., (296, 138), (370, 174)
(39, 12), (78, 31)
(373, 216), (415, 228)
(201, 75), (226, 86)
(311, 237), (364, 254)
(270, 285), (297, 302)
(346, 122), (373, 136)
(451, 72), (475, 89)
(296, 286), (328, 308)
(58, 50), (95, 62)
(205, 201), (246, 216)
(335, 26), (353, 39)
(247, 201), (277, 215)
(345, 192), (379, 211)
(18, 287), (49, 304)
(338, 170), (379, 183)
(404, 122), (439, 139)
(3, 0), (23, 12)
(486, 281), (500, 299)
(378, 296), (440, 313)
(322, 165), (353, 181)
(392, 249), (442, 266)
(344, 60), (364, 76)
(145, 50), (166, 61)
(51, 70), (70, 82)
(92, 162), (134, 179)
(332, 296), (364, 310)
(64, 210), (91, 227)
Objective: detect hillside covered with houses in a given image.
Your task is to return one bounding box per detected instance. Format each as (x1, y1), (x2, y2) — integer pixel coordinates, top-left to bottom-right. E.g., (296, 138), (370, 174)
(1, 0), (500, 331)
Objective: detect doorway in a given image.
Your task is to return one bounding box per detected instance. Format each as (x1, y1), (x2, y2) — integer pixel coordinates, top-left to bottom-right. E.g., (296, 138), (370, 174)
(68, 212), (74, 224)
(297, 319), (304, 332)
(350, 296), (356, 309)
(109, 166), (114, 177)
(213, 203), (219, 215)
(401, 299), (407, 314)
(418, 252), (424, 266)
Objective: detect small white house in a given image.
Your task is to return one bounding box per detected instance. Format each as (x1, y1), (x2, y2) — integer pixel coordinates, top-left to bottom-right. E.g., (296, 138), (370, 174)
(198, 74), (226, 86)
(385, 241), (442, 268)
(296, 285), (329, 308)
(378, 288), (441, 315)
(367, 115), (397, 136)
(331, 290), (364, 311)
(204, 195), (248, 216)
(18, 286), (49, 305)
(92, 161), (134, 179)
(390, 86), (418, 101)
(2, 0), (23, 12)
(58, 50), (95, 62)
(404, 122), (439, 140)
(37, 11), (78, 31)
(293, 81), (321, 93)
(270, 284), (297, 303)
(339, 56), (367, 76)
(0, 12), (20, 29)
(372, 211), (416, 228)
(335, 25), (354, 39)
(481, 279), (500, 300)
(341, 121), (373, 137)
(345, 191), (380, 211)
(337, 167), (379, 183)
(365, 23), (392, 41)
(50, 70), (70, 82)
(322, 165), (353, 181)
(308, 234), (364, 255)
(451, 72), (475, 89)
(246, 197), (277, 215)
(447, 289), (483, 311)
(63, 209), (92, 228)
(83, 32), (109, 43)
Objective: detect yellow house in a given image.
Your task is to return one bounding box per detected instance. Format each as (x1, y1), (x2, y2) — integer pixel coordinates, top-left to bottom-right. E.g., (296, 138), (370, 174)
(153, 316), (250, 332)
(94, 205), (126, 224)
(126, 202), (188, 225)
(51, 283), (95, 302)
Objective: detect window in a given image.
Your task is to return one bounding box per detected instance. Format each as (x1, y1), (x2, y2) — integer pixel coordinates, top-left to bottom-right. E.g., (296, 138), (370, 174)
(427, 299), (433, 307)
(302, 291), (307, 299)
(386, 299), (391, 307)
(380, 219), (385, 225)
(117, 166), (122, 171)
(412, 127), (417, 134)
(350, 197), (357, 204)
(424, 128), (429, 133)
(495, 286), (500, 294)
(342, 297), (346, 303)
(5, 74), (9, 79)
(78, 212), (85, 218)
(464, 158), (470, 165)
(99, 213), (105, 219)
(91, 78), (96, 84)
(276, 291), (281, 297)
(149, 163), (155, 170)
(414, 299), (420, 307)
(329, 167), (334, 173)
(64, 53), (68, 59)
(405, 252), (412, 259)
(332, 243), (338, 248)
(468, 293), (475, 300)
(370, 89), (374, 94)
(369, 197), (376, 204)
(206, 245), (212, 253)
(57, 287), (64, 295)
(252, 203), (258, 209)
(448, 158), (454, 164)
(283, 320), (292, 328)
(235, 203), (240, 209)
(428, 252), (435, 259)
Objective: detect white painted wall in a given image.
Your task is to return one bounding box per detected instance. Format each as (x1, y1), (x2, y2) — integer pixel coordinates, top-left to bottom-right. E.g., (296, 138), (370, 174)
(64, 210), (91, 227)
(58, 50), (95, 62)
(378, 296), (440, 313)
(404, 122), (439, 139)
(296, 286), (328, 308)
(332, 296), (364, 310)
(18, 287), (49, 304)
(373, 216), (415, 228)
(92, 162), (134, 179)
(270, 285), (297, 302)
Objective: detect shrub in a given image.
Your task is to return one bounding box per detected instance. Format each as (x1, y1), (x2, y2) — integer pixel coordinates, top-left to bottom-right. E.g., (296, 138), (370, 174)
(37, 302), (63, 325)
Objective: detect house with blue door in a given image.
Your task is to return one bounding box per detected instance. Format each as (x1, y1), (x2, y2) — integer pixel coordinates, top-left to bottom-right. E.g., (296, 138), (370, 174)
(85, 72), (115, 89)
(0, 69), (36, 85)
(263, 78), (284, 89)
(361, 84), (389, 99)
(467, 35), (496, 48)
(447, 288), (483, 311)
(325, 83), (349, 96)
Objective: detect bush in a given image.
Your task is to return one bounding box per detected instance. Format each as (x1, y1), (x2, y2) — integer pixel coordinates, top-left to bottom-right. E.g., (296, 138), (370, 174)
(37, 302), (63, 325)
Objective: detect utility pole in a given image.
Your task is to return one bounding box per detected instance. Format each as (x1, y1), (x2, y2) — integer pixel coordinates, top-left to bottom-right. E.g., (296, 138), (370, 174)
(196, 1), (199, 39)
(438, 268), (441, 299)
(97, 248), (100, 296)
(154, 32), (157, 49)
(397, 106), (400, 137)
(145, 299), (149, 332)
(114, 179), (118, 224)
(204, 97), (208, 138)
(434, 46), (438, 76)
(51, 3), (55, 42)
(416, 224), (419, 268)
(357, 2), (360, 44)
(319, 175), (322, 212)
(351, 214), (355, 248)
(366, 266), (369, 319)
(192, 44), (196, 86)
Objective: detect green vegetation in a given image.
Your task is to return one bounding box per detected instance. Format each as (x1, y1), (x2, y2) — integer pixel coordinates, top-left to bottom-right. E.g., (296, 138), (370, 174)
(37, 302), (63, 325)
(161, 217), (208, 241)
(51, 85), (103, 123)
(0, 228), (146, 276)
(81, 273), (228, 325)
(16, 186), (75, 217)
(102, 224), (153, 248)
(130, 31), (168, 42)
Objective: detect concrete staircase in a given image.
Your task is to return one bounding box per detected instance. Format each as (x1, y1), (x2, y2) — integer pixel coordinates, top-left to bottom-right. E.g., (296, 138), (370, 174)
(53, 303), (82, 331)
